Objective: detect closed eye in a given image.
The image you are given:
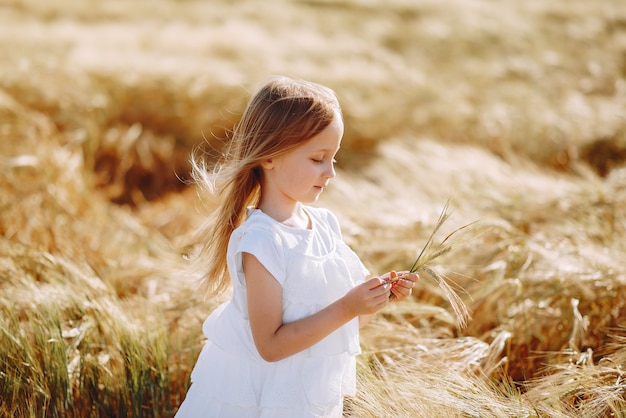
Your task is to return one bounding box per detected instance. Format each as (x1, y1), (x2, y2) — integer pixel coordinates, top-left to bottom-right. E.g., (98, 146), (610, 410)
(311, 156), (337, 165)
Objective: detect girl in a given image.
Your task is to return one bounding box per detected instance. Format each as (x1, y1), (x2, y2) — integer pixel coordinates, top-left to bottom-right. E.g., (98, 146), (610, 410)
(176, 76), (417, 418)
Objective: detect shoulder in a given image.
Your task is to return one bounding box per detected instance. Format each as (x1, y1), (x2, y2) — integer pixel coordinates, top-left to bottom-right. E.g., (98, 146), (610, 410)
(228, 209), (287, 285)
(232, 210), (282, 245)
(229, 210), (286, 262)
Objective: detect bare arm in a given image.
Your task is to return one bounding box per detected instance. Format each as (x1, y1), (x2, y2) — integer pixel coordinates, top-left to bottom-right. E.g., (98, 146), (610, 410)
(244, 252), (391, 362)
(359, 313), (376, 328)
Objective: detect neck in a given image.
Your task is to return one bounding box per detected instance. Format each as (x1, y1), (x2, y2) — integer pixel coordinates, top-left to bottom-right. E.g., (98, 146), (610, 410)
(257, 202), (310, 229)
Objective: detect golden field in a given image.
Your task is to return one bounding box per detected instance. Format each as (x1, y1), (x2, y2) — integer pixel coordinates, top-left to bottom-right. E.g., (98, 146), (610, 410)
(1, 0), (626, 416)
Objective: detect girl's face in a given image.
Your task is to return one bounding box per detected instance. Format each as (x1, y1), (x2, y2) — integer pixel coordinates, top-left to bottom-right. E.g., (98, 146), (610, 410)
(261, 114), (343, 209)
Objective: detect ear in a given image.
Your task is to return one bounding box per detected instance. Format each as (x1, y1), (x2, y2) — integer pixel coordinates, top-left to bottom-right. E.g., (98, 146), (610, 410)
(260, 158), (274, 169)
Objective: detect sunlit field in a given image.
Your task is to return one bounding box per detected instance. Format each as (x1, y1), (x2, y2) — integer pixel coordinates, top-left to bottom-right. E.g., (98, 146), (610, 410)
(2, 0), (626, 416)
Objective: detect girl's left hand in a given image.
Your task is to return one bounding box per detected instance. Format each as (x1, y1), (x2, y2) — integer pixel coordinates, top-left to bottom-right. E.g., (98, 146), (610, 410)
(384, 270), (418, 302)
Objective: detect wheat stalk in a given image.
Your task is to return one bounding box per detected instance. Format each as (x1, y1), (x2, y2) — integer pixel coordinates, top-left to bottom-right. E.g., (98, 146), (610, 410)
(392, 199), (476, 329)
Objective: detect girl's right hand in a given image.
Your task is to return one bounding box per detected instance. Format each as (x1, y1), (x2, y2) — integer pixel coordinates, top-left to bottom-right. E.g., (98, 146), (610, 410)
(342, 277), (391, 316)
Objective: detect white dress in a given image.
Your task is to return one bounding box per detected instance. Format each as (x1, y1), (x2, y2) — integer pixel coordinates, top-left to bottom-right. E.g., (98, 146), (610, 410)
(175, 206), (369, 418)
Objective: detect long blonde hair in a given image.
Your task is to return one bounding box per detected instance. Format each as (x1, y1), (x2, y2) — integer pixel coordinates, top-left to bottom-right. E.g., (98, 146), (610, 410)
(190, 76), (342, 297)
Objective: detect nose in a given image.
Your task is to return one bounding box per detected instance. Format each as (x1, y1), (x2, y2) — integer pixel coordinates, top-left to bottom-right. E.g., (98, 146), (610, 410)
(324, 160), (336, 178)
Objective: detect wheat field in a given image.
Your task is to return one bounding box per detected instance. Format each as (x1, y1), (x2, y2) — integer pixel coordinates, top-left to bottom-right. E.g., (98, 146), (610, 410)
(1, 0), (626, 416)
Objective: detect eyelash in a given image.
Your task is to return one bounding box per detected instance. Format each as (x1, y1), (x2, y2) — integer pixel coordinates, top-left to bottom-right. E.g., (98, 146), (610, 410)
(311, 158), (337, 164)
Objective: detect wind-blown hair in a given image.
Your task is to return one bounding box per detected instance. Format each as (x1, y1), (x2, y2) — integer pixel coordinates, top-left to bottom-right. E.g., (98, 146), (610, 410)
(190, 76), (342, 297)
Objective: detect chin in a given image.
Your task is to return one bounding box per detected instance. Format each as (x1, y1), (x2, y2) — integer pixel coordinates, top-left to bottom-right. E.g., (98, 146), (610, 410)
(303, 194), (320, 204)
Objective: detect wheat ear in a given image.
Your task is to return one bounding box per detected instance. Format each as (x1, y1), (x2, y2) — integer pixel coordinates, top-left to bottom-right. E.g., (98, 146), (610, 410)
(402, 199), (475, 329)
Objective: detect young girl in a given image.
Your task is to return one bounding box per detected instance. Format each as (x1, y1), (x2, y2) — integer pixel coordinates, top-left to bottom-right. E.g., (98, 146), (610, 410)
(175, 76), (417, 418)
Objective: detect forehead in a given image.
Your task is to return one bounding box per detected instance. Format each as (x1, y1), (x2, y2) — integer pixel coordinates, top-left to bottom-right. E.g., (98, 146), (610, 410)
(300, 117), (343, 152)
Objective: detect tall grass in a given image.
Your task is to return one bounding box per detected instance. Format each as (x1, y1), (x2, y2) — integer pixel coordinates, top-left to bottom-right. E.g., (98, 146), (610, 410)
(1, 0), (626, 416)
(0, 241), (192, 417)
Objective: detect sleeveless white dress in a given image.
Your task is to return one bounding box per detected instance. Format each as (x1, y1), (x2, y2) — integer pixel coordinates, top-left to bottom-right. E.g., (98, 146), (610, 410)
(175, 206), (369, 418)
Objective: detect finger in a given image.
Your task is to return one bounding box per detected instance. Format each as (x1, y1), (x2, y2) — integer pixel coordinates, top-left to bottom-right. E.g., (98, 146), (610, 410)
(391, 284), (404, 295)
(391, 272), (410, 283)
(397, 287), (410, 297)
(389, 288), (405, 302)
(394, 279), (411, 289)
(403, 274), (418, 284)
(370, 281), (391, 299)
(378, 281), (391, 295)
(365, 277), (386, 289)
(373, 291), (391, 308)
(379, 288), (392, 300)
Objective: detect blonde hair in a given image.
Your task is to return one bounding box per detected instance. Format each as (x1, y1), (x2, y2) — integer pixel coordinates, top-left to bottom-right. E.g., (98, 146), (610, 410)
(190, 76), (342, 297)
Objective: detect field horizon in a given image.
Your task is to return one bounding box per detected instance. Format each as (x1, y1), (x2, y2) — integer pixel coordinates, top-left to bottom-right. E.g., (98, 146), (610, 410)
(2, 0), (626, 416)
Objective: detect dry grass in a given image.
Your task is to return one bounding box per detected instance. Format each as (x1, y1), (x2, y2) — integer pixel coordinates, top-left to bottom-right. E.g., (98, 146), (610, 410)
(1, 0), (626, 416)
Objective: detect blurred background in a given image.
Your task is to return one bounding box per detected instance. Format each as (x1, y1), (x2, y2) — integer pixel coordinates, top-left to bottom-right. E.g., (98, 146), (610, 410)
(1, 0), (626, 416)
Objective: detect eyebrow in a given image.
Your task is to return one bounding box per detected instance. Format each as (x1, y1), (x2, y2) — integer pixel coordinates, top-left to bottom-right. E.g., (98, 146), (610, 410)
(309, 146), (341, 153)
